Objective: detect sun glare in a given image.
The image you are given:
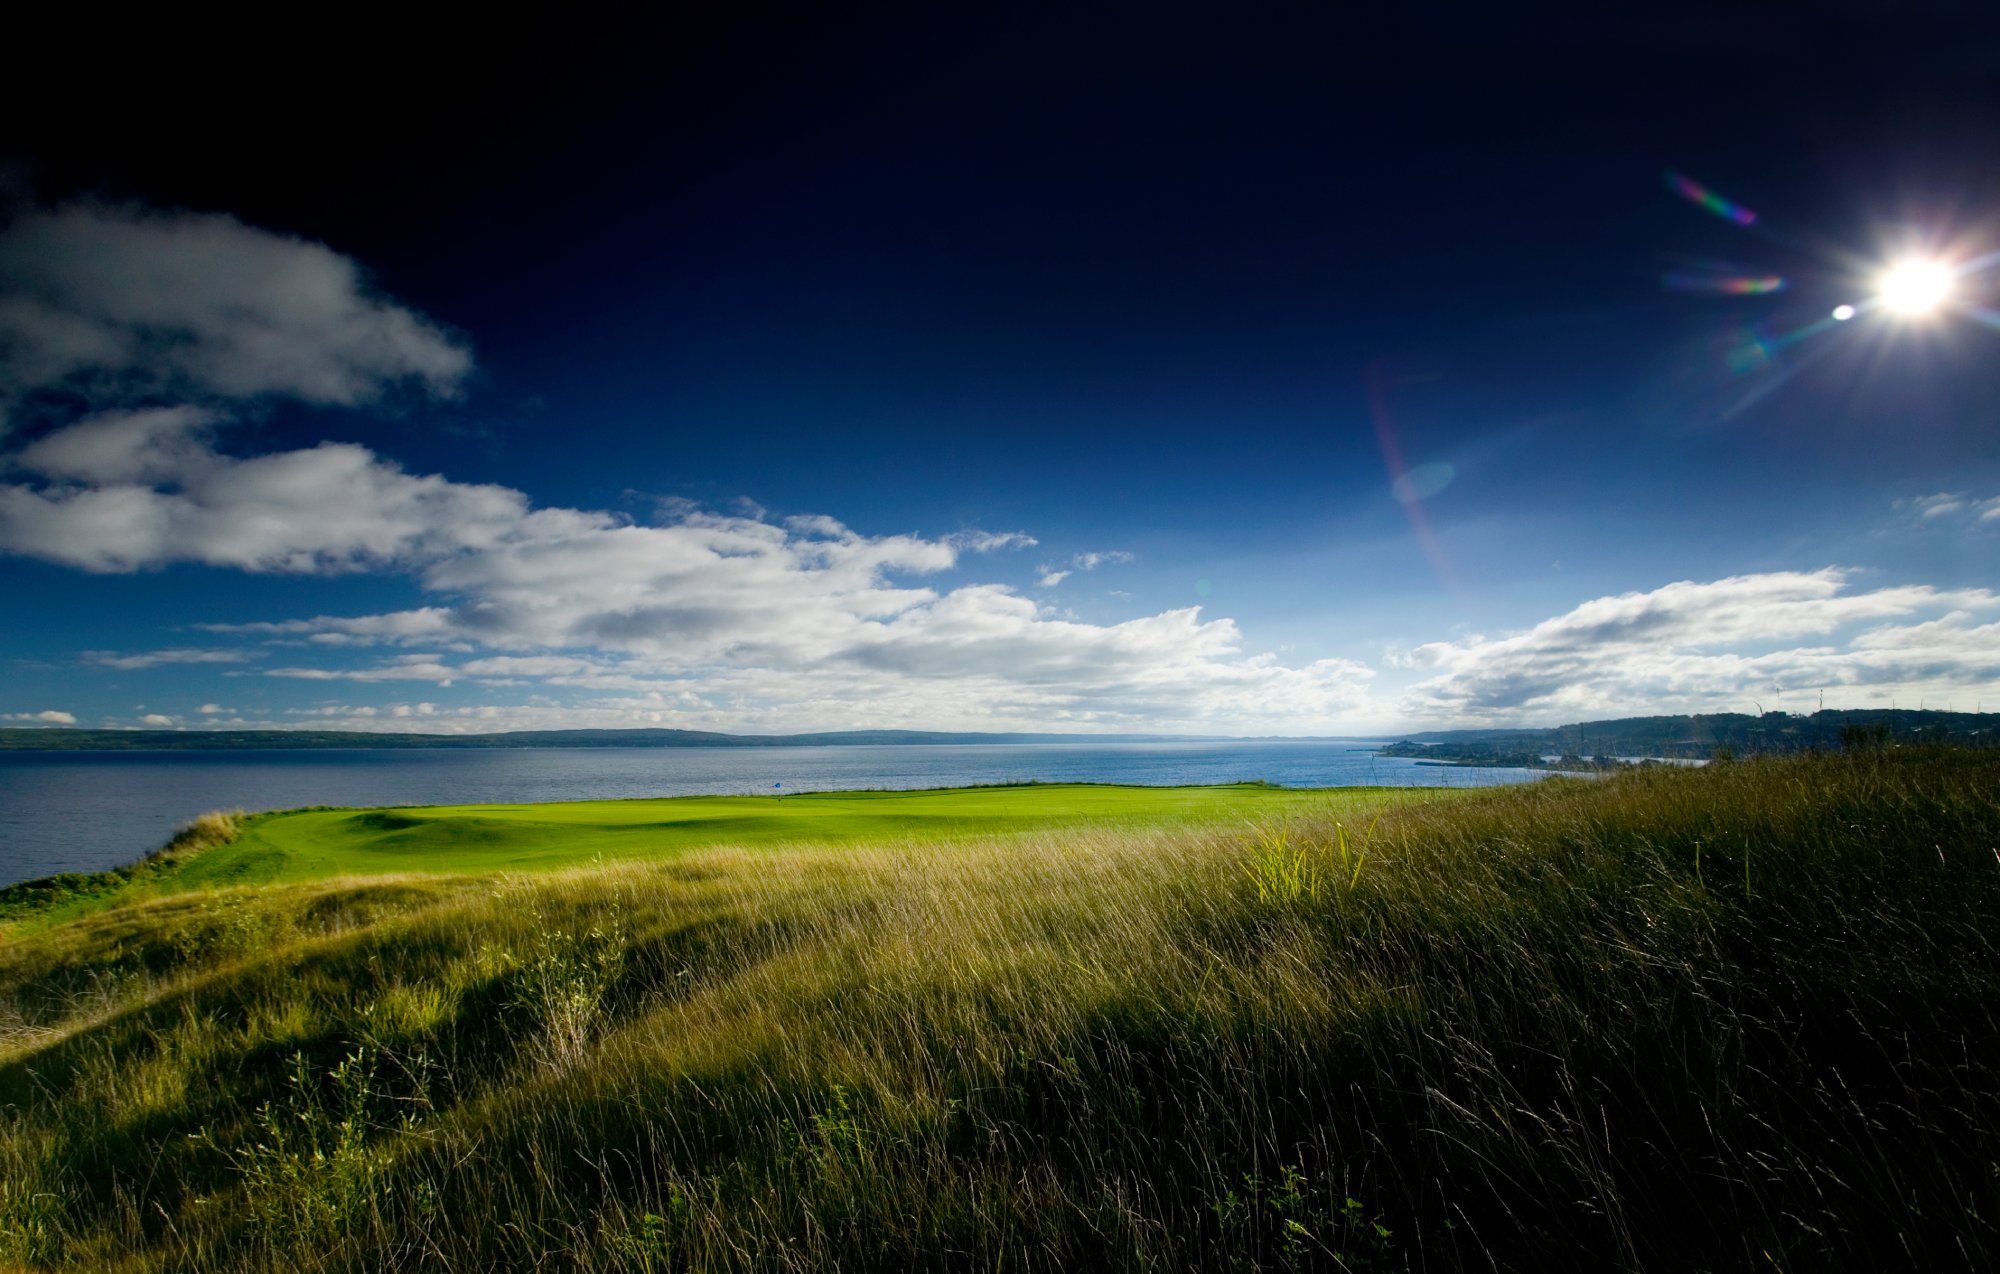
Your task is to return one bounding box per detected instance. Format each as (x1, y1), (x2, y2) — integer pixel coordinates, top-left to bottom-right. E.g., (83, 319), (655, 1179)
(1878, 259), (1954, 316)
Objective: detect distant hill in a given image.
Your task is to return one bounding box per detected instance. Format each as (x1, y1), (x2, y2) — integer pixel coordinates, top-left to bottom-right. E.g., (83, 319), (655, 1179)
(0, 726), (1222, 751)
(9, 711), (1991, 756)
(1389, 709), (2000, 763)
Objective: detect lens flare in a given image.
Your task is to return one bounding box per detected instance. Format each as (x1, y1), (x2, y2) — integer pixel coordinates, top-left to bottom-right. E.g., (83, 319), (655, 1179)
(1365, 363), (1453, 585)
(1391, 461), (1455, 503)
(1663, 269), (1786, 295)
(1657, 167), (2000, 422)
(1665, 171), (1758, 227)
(1879, 259), (1953, 315)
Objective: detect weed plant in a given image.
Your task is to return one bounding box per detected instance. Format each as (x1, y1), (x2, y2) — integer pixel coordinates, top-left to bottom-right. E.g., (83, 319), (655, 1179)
(2, 752), (1998, 1270)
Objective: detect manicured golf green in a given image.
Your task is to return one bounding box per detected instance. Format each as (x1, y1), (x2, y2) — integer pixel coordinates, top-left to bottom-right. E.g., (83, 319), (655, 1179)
(171, 783), (1425, 887)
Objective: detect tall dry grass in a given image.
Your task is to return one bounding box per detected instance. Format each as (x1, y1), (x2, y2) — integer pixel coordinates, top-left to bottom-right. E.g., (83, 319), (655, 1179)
(1, 753), (1997, 1270)
(0, 808), (246, 934)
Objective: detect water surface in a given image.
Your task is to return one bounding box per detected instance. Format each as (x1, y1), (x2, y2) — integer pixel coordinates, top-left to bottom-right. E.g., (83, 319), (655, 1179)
(0, 742), (1547, 885)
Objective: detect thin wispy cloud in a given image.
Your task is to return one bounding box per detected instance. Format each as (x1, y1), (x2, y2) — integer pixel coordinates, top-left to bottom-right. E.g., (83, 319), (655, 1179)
(264, 657), (465, 684)
(1037, 549), (1133, 588)
(1072, 550), (1134, 571)
(83, 647), (259, 670)
(201, 610), (459, 645)
(948, 530), (1038, 553)
(1900, 492), (2000, 525)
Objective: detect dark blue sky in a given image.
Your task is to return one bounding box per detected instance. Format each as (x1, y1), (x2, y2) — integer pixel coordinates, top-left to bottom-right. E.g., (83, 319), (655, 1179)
(3, 3), (1998, 732)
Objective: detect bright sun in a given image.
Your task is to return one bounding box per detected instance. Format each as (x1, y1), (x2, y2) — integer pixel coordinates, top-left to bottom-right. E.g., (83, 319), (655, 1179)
(1878, 259), (1954, 315)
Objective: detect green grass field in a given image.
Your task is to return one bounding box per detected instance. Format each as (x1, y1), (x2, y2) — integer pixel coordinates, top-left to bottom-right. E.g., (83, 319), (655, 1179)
(3, 754), (1999, 1271)
(173, 782), (1410, 887)
(0, 784), (1410, 933)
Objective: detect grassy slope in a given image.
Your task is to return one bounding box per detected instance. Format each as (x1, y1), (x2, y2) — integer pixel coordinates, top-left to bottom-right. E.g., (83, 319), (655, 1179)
(3, 755), (1999, 1271)
(170, 783), (1388, 887)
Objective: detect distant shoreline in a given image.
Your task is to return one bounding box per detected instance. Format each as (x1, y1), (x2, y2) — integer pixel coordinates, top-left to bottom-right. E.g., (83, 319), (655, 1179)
(0, 726), (1376, 753)
(7, 707), (1995, 753)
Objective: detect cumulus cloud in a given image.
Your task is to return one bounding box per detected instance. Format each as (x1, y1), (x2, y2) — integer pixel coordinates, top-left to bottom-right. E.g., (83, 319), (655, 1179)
(85, 560), (2000, 736)
(1399, 569), (2000, 723)
(0, 200), (1387, 733)
(0, 205), (498, 572)
(33, 201), (1991, 738)
(227, 495), (1374, 729)
(0, 202), (470, 410)
(0, 408), (595, 572)
(2, 709), (75, 725)
(0, 402), (1371, 729)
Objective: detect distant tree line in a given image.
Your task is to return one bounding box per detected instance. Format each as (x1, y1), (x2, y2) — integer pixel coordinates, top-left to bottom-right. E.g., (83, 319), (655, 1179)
(1382, 708), (1999, 767)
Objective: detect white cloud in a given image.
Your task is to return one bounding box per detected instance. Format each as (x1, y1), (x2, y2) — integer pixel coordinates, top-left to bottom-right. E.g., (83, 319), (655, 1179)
(265, 657), (462, 684)
(0, 410), (595, 573)
(138, 713), (176, 726)
(1900, 492), (2000, 525)
(2, 709), (76, 725)
(949, 530), (1037, 553)
(200, 609), (458, 645)
(0, 202), (469, 410)
(15, 405), (220, 482)
(23, 202), (1993, 739)
(0, 201), (1380, 734)
(64, 558), (2000, 736)
(1072, 550), (1134, 571)
(1399, 569), (2000, 723)
(236, 497), (1377, 730)
(8, 431), (1375, 730)
(1036, 549), (1132, 588)
(783, 513), (850, 539)
(84, 645), (258, 670)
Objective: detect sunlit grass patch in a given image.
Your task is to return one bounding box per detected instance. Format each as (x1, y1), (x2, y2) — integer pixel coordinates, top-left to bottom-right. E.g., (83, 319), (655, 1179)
(166, 782), (1412, 888)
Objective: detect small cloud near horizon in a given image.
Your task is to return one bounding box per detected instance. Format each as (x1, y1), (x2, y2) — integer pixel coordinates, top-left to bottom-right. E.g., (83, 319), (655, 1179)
(3, 709), (76, 725)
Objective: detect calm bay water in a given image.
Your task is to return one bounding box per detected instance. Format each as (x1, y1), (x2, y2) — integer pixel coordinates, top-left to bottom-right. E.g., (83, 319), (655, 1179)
(0, 742), (1547, 886)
